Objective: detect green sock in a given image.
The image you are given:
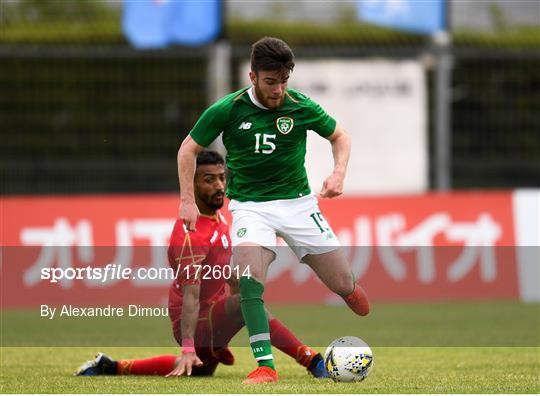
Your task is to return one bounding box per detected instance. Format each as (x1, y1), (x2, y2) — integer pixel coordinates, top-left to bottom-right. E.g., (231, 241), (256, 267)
(239, 276), (275, 370)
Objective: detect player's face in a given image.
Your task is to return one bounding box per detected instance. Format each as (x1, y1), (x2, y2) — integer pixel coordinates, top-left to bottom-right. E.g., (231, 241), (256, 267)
(250, 69), (289, 110)
(194, 164), (226, 213)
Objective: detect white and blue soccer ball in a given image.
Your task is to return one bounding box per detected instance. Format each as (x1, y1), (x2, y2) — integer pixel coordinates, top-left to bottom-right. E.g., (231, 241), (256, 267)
(324, 336), (374, 382)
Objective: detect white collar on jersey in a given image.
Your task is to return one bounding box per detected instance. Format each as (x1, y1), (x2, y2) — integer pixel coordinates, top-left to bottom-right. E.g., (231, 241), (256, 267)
(248, 86), (269, 110)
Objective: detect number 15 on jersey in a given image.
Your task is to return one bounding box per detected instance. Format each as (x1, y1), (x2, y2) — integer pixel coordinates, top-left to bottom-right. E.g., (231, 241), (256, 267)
(254, 133), (276, 154)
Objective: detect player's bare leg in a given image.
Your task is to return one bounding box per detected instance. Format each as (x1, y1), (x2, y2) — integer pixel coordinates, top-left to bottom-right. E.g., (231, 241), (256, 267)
(234, 243), (278, 383)
(303, 248), (370, 316)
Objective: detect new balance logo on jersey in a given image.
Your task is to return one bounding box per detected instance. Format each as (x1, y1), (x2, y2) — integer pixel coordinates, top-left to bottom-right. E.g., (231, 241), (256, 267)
(238, 122), (252, 130)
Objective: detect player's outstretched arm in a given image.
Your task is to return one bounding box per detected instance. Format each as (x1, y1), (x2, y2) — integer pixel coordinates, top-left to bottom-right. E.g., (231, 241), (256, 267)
(178, 136), (204, 230)
(166, 283), (203, 377)
(320, 123), (351, 199)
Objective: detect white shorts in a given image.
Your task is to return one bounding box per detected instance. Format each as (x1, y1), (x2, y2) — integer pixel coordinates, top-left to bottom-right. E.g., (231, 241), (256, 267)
(228, 193), (341, 261)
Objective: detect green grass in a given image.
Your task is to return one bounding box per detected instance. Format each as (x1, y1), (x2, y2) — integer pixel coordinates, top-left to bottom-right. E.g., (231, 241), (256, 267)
(1, 346), (539, 393)
(1, 302), (539, 393)
(3, 302), (539, 347)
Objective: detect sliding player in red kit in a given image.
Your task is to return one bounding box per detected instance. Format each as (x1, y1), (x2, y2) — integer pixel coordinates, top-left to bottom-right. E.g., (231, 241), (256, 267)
(75, 151), (327, 379)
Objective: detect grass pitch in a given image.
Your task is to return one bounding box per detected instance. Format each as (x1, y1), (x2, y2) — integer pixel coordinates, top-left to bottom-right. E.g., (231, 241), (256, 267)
(1, 346), (539, 393)
(1, 301), (539, 393)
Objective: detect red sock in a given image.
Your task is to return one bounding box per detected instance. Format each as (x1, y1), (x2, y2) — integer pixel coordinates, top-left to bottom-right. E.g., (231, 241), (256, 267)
(268, 318), (315, 365)
(343, 284), (370, 316)
(269, 318), (318, 368)
(117, 355), (177, 375)
(269, 318), (302, 358)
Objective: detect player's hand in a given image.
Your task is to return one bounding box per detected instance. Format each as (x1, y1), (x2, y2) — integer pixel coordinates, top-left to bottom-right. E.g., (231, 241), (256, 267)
(319, 171), (344, 199)
(165, 353), (203, 377)
(180, 201), (200, 231)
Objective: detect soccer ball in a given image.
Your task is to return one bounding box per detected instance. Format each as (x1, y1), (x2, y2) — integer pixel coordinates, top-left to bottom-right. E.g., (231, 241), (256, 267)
(324, 336), (374, 382)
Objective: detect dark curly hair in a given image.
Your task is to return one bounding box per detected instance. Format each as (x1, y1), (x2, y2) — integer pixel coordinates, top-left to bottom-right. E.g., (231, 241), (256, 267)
(196, 150), (225, 167)
(251, 37), (295, 74)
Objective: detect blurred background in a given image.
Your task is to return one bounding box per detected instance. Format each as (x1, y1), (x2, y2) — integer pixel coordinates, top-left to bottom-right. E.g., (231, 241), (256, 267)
(1, 4), (539, 391)
(1, 0), (539, 194)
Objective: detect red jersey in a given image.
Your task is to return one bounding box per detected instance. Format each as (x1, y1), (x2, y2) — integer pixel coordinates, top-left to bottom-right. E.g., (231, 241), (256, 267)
(167, 211), (231, 309)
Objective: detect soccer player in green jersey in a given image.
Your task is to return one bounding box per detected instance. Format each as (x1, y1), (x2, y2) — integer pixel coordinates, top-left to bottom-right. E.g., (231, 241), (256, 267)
(178, 37), (370, 384)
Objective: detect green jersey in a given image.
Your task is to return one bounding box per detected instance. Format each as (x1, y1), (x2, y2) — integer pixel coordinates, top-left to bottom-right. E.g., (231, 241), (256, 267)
(189, 87), (336, 202)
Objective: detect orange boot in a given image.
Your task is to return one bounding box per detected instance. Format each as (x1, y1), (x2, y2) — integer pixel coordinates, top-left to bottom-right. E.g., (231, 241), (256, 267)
(243, 366), (278, 384)
(343, 283), (370, 316)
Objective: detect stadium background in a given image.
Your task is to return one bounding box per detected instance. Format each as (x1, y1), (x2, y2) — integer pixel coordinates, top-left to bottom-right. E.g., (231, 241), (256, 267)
(1, 0), (539, 393)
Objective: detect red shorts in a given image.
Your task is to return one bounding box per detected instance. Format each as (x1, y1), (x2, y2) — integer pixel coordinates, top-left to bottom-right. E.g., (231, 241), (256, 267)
(169, 285), (243, 375)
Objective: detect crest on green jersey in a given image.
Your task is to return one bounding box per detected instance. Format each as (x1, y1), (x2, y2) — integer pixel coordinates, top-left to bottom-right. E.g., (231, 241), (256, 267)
(237, 228), (247, 238)
(276, 117), (294, 135)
